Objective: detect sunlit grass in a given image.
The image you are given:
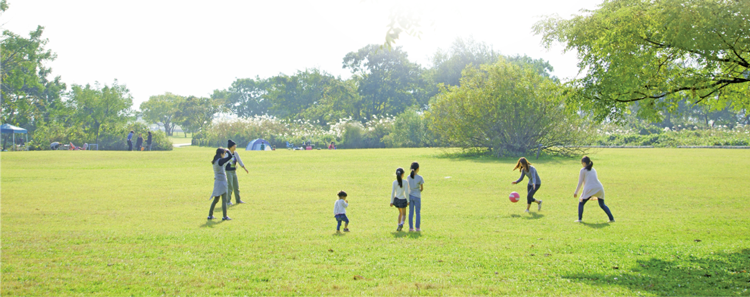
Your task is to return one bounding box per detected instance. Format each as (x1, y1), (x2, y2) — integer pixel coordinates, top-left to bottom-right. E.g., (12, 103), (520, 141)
(1, 147), (749, 296)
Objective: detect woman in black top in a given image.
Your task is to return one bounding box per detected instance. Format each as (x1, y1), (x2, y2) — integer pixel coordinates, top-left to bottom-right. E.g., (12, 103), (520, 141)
(146, 131), (153, 151)
(135, 134), (144, 151)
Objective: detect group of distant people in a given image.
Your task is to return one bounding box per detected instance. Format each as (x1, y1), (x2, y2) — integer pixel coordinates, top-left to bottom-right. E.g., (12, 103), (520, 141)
(126, 131), (152, 151)
(203, 139), (615, 229)
(333, 155), (615, 234)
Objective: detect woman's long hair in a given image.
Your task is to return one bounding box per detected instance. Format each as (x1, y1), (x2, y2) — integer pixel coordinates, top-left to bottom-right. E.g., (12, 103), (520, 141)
(396, 168), (405, 187)
(582, 156), (594, 171)
(211, 147), (225, 164)
(409, 162), (420, 179)
(513, 157), (531, 172)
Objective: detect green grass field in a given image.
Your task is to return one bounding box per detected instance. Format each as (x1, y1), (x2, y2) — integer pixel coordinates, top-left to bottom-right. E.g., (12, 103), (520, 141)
(167, 133), (193, 145)
(2, 147), (749, 296)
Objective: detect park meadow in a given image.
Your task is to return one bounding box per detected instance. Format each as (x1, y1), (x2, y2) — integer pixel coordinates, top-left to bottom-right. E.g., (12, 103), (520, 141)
(2, 147), (749, 296)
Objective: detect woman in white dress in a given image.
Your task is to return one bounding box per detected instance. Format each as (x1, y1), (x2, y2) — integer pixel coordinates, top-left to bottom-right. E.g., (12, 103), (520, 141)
(573, 156), (615, 223)
(208, 147), (233, 221)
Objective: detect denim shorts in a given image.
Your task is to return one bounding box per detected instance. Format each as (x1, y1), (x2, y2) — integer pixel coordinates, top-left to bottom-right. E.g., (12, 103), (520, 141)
(335, 214), (349, 223)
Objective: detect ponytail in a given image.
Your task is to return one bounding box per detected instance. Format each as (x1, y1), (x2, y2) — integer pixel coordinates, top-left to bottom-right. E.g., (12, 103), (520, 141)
(409, 162), (419, 178)
(582, 156), (593, 171)
(396, 168), (405, 187)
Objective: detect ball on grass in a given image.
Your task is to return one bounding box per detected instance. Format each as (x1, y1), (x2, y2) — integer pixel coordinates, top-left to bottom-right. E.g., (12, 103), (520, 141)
(509, 191), (520, 203)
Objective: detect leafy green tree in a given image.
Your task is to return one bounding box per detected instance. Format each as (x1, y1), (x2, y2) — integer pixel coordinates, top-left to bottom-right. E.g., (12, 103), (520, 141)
(383, 106), (432, 148)
(343, 45), (427, 118)
(1, 25), (61, 129)
(140, 92), (184, 136)
(297, 78), (362, 125)
(266, 69), (340, 119)
(68, 81), (133, 144)
(427, 58), (591, 157)
(217, 76), (272, 118)
(534, 0), (750, 121)
(427, 38), (501, 87)
(175, 96), (219, 135)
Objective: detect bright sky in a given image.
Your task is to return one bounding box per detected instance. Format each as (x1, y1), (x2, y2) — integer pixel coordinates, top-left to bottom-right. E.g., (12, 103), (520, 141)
(2, 0), (602, 109)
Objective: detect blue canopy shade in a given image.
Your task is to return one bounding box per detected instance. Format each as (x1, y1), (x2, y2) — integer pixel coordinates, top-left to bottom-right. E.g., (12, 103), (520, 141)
(1, 124), (27, 134)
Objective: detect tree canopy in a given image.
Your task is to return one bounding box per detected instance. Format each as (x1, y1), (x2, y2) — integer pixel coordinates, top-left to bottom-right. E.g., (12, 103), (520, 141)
(534, 0), (750, 121)
(427, 58), (590, 156)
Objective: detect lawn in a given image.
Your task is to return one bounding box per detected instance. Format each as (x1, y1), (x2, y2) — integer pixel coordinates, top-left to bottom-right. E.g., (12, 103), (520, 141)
(167, 133), (192, 145)
(1, 147), (749, 296)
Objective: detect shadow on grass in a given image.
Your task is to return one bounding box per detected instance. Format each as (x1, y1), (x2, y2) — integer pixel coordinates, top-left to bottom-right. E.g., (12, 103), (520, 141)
(509, 213), (545, 219)
(332, 232), (346, 237)
(431, 148), (575, 165)
(562, 249), (750, 295)
(391, 231), (423, 239)
(581, 222), (611, 229)
(199, 220), (224, 228)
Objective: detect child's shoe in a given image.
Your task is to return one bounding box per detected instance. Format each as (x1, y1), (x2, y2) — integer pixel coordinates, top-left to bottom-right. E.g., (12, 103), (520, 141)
(344, 228), (350, 232)
(524, 209), (530, 213)
(397, 225), (403, 232)
(538, 200), (543, 211)
(207, 216), (215, 220)
(409, 228), (415, 232)
(222, 217), (232, 221)
(416, 228), (421, 232)
(574, 220), (581, 223)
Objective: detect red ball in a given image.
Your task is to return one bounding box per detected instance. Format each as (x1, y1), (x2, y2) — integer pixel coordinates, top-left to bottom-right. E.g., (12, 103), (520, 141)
(509, 191), (520, 203)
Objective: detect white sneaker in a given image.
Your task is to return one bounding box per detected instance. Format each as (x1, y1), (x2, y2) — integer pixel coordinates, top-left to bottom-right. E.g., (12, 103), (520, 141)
(524, 209), (530, 213)
(574, 220), (581, 223)
(538, 200), (543, 211)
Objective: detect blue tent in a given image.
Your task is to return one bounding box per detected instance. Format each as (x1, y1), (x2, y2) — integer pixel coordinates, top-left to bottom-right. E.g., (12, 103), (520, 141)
(246, 138), (272, 151)
(1, 124), (28, 148)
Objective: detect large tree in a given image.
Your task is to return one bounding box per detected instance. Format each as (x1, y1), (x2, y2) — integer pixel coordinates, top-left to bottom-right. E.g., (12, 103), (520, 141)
(534, 0), (750, 121)
(1, 25), (64, 129)
(175, 96), (219, 135)
(216, 76), (271, 118)
(266, 69), (340, 119)
(140, 92), (184, 136)
(68, 81), (133, 144)
(427, 58), (590, 157)
(343, 45), (427, 118)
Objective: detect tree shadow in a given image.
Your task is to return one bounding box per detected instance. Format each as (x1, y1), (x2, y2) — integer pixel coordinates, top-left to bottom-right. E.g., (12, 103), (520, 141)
(391, 231), (423, 239)
(562, 249), (750, 295)
(580, 221), (611, 229)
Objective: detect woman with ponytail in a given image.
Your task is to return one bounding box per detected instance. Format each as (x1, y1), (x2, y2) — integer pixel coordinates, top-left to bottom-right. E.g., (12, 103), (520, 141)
(390, 168), (410, 231)
(208, 147), (234, 221)
(573, 156), (615, 222)
(512, 157), (543, 213)
(406, 162), (425, 232)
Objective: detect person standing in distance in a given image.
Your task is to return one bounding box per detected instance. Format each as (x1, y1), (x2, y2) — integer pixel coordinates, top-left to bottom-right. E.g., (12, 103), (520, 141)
(407, 162), (425, 232)
(146, 131), (153, 151)
(512, 157), (543, 213)
(126, 130), (134, 151)
(573, 156), (615, 223)
(225, 139), (248, 205)
(136, 134), (144, 151)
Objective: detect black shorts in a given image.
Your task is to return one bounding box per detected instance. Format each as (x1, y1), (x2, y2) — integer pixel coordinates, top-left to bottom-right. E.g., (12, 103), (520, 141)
(393, 198), (408, 208)
(527, 184), (541, 204)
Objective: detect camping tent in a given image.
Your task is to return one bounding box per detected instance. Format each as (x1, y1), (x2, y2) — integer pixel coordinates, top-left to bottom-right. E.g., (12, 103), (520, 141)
(246, 138), (272, 151)
(1, 124), (28, 150)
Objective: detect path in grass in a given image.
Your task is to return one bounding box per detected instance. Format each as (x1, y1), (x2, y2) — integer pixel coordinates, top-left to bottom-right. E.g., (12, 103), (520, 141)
(2, 148), (749, 296)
